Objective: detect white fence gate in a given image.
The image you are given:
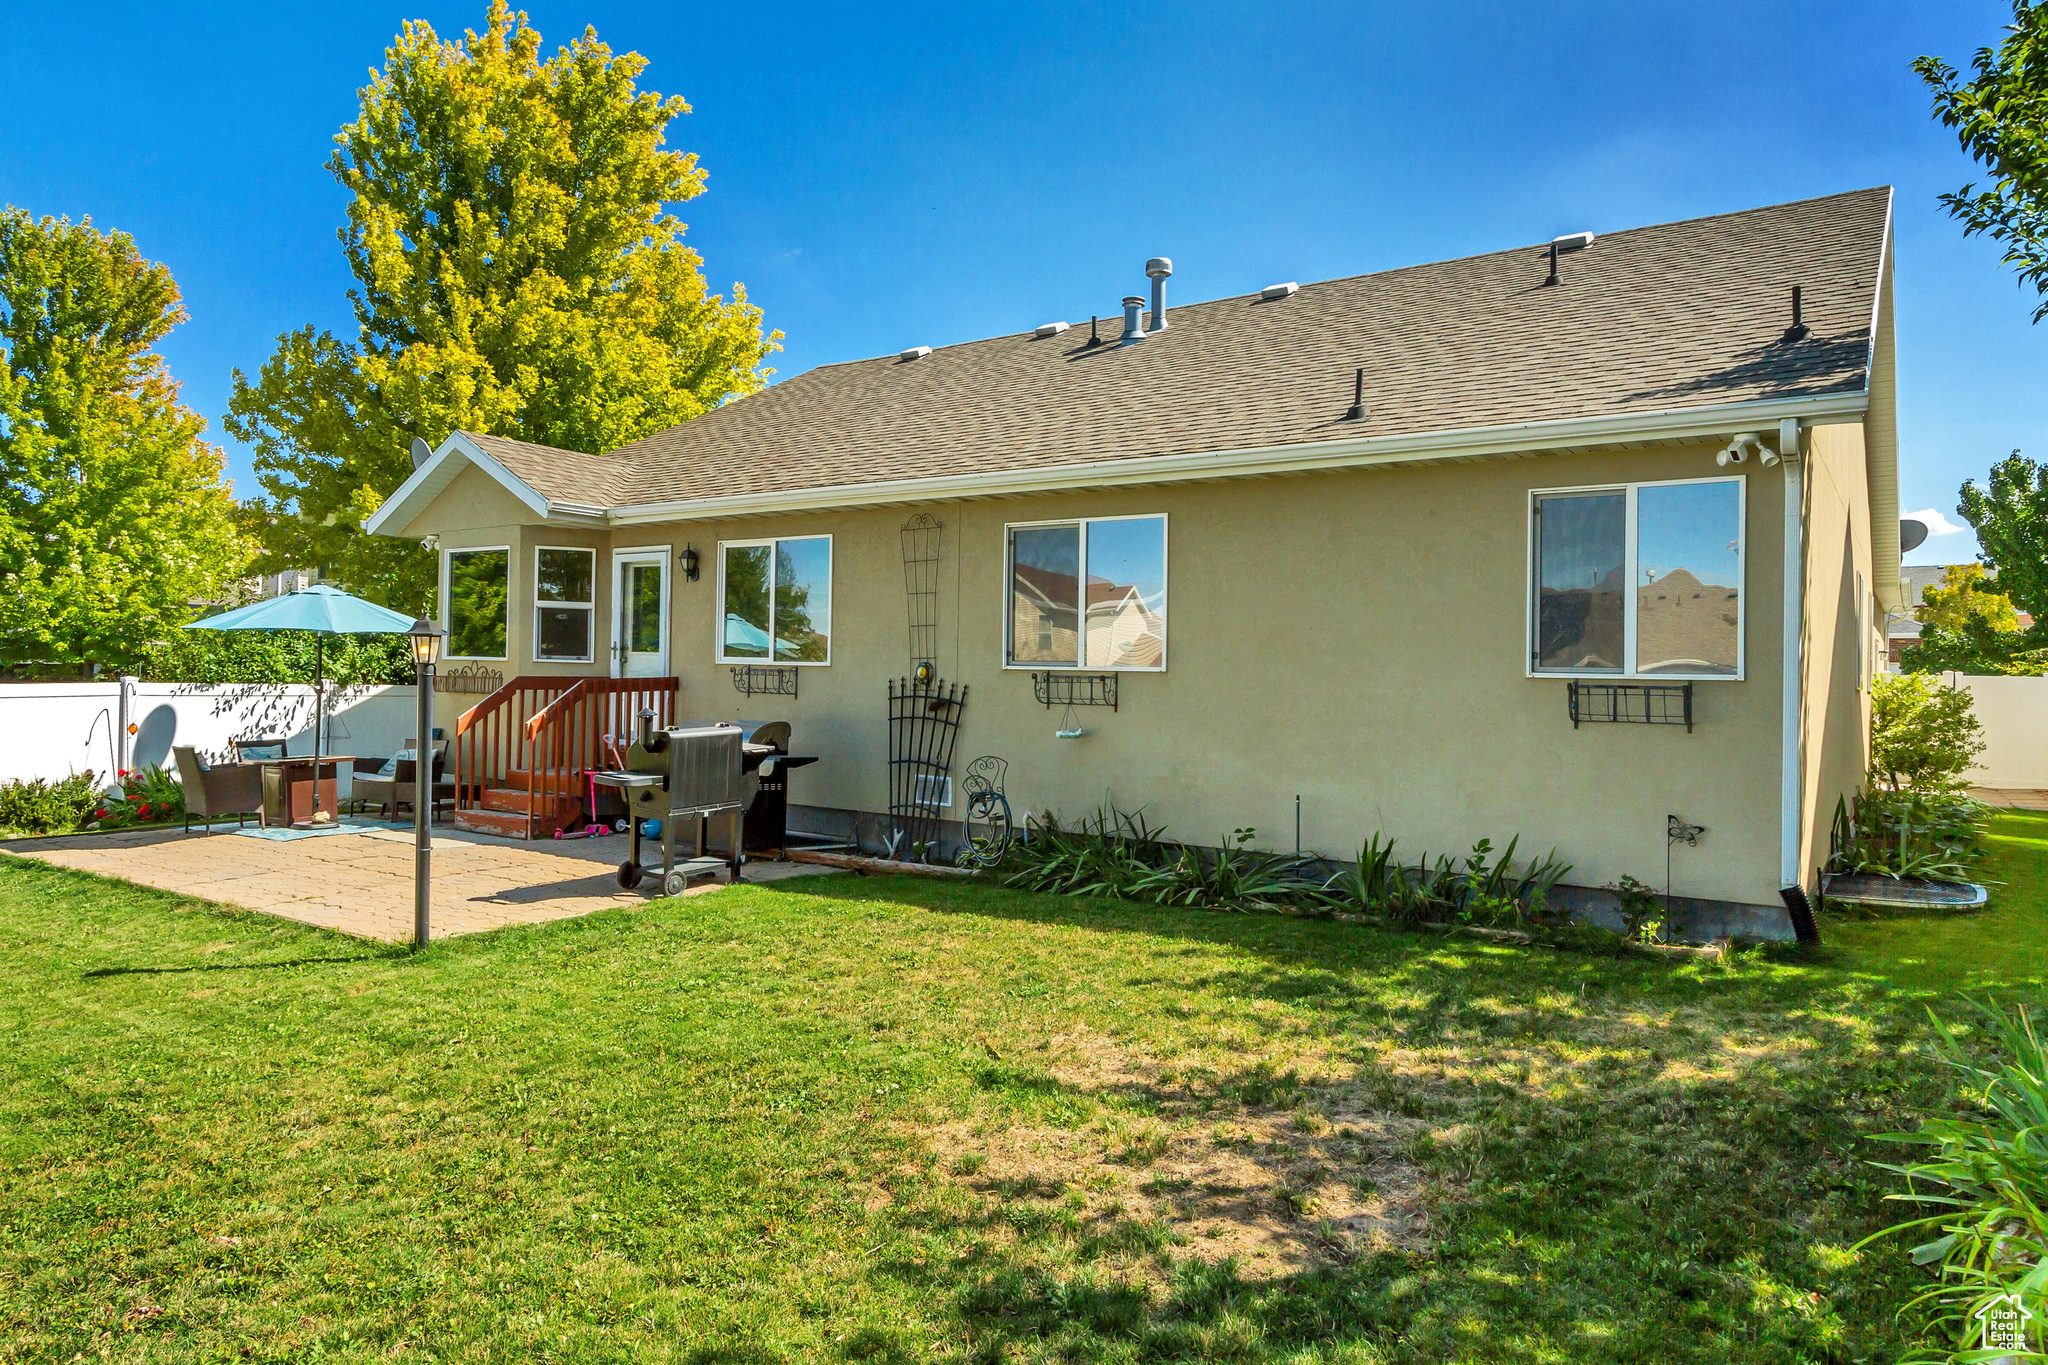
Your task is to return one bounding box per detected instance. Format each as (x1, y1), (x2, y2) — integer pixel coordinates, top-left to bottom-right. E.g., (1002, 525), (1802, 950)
(1944, 672), (2048, 790)
(0, 680), (419, 793)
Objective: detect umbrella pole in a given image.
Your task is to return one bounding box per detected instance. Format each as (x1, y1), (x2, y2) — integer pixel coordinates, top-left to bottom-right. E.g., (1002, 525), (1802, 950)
(312, 634), (324, 823)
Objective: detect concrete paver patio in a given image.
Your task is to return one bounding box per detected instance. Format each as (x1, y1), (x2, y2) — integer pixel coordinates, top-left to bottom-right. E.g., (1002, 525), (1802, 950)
(0, 821), (834, 942)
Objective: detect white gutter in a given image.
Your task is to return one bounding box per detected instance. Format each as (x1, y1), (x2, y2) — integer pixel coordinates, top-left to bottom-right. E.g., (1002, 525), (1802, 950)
(604, 390), (1871, 527)
(1780, 417), (1807, 889)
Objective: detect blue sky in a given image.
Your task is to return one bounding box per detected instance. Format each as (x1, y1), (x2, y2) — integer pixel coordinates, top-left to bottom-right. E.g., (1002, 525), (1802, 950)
(0, 1), (2034, 567)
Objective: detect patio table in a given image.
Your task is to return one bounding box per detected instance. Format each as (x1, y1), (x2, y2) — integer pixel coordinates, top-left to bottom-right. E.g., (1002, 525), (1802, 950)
(254, 755), (359, 828)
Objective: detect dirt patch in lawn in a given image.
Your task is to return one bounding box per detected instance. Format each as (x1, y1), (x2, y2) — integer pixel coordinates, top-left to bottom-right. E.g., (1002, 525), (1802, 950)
(914, 1026), (1434, 1279)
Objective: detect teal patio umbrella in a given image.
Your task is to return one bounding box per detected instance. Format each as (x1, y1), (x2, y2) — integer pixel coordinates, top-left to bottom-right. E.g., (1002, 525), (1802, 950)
(184, 584), (416, 825)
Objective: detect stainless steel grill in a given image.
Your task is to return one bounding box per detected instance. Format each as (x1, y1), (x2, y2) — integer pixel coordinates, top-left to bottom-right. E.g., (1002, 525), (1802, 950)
(593, 713), (774, 897)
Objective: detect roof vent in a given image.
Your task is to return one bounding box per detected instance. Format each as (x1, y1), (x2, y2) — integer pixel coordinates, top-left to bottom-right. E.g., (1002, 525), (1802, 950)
(899, 345), (933, 362)
(1119, 296), (1148, 344)
(1034, 321), (1069, 338)
(1146, 257), (1172, 331)
(1260, 282), (1299, 301)
(1552, 231), (1595, 251)
(1784, 286), (1810, 342)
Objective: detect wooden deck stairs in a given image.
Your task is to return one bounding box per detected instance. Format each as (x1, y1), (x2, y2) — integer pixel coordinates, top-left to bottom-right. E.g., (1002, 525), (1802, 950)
(450, 676), (677, 840)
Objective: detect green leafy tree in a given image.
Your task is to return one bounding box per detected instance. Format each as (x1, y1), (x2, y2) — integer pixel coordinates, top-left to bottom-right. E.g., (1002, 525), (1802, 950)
(1959, 451), (2048, 621)
(1907, 616), (2048, 676)
(228, 1), (780, 614)
(0, 209), (246, 673)
(132, 629), (413, 688)
(1918, 3), (2048, 319)
(1869, 672), (1988, 792)
(1916, 563), (2020, 632)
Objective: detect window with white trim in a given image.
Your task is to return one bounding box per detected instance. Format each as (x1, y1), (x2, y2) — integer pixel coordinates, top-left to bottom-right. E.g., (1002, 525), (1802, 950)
(718, 536), (831, 663)
(1006, 514), (1167, 669)
(1529, 477), (1744, 679)
(534, 547), (595, 662)
(444, 547), (509, 660)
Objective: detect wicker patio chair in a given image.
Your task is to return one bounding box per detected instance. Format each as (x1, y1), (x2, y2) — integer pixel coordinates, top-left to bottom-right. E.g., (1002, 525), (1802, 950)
(173, 746), (263, 834)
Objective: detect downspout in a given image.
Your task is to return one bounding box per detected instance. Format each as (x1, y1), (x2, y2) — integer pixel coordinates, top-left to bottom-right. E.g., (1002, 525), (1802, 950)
(1777, 418), (1819, 942)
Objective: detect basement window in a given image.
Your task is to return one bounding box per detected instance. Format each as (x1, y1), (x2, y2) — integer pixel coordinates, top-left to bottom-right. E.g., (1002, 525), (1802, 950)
(1006, 515), (1167, 670)
(718, 536), (832, 664)
(533, 546), (595, 663)
(1529, 477), (1744, 681)
(444, 546), (509, 661)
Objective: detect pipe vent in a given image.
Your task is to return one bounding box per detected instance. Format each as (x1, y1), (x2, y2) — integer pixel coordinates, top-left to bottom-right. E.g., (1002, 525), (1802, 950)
(1146, 256), (1172, 330)
(1260, 282), (1299, 301)
(899, 345), (933, 362)
(1119, 296), (1148, 344)
(1034, 321), (1069, 338)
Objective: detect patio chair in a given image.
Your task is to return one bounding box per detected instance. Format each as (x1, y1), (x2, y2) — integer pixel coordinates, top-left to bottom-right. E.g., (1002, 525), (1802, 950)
(352, 740), (453, 820)
(173, 746), (263, 834)
(231, 737), (289, 761)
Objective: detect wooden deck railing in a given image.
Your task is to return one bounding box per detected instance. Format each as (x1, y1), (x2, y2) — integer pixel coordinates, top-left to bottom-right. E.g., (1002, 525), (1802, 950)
(521, 678), (678, 835)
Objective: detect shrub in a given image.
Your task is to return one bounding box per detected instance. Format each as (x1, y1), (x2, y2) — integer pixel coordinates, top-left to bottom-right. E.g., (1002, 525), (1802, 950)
(88, 764), (185, 829)
(1861, 1002), (2048, 1359)
(0, 771), (101, 834)
(1871, 673), (1987, 792)
(1828, 791), (1987, 882)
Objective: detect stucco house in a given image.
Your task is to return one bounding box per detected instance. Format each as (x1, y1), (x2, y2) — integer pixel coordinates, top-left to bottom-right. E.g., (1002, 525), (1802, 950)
(366, 187), (1900, 938)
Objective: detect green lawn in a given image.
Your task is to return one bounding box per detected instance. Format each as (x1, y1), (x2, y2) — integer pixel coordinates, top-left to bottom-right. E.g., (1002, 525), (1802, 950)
(0, 817), (2040, 1363)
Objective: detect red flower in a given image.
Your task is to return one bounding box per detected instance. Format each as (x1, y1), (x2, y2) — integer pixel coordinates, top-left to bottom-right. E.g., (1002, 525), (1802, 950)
(93, 808), (107, 819)
(136, 804), (151, 817)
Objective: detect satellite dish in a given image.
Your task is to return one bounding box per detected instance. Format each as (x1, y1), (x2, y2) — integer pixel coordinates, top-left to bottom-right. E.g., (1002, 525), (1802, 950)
(410, 437), (432, 469)
(1899, 518), (1930, 553)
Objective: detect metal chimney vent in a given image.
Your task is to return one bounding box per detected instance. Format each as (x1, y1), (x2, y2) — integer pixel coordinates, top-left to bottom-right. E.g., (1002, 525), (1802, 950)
(1119, 296), (1147, 344)
(1145, 257), (1172, 331)
(1260, 282), (1299, 301)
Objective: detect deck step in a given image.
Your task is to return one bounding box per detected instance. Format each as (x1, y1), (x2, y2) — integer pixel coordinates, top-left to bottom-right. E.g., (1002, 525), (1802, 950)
(504, 766), (587, 789)
(479, 785), (580, 815)
(452, 808), (538, 839)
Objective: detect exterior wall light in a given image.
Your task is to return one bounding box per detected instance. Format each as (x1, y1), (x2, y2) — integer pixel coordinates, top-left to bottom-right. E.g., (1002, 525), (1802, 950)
(680, 546), (700, 582)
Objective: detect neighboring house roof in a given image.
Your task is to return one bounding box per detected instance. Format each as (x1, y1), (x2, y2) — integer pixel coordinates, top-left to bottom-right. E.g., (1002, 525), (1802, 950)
(369, 187), (1892, 535)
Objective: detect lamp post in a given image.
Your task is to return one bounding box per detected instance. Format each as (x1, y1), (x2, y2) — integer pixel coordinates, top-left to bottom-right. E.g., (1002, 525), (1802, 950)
(407, 617), (443, 948)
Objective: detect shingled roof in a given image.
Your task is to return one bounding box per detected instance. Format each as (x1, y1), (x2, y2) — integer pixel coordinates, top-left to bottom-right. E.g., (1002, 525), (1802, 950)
(375, 187), (1891, 525)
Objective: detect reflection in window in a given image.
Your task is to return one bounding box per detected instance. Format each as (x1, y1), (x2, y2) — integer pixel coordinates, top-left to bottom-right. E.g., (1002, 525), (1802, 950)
(446, 548), (509, 659)
(1008, 516), (1167, 669)
(720, 537), (831, 663)
(774, 537), (831, 662)
(1009, 525), (1079, 665)
(535, 547), (594, 661)
(1636, 481), (1741, 676)
(1533, 493), (1624, 672)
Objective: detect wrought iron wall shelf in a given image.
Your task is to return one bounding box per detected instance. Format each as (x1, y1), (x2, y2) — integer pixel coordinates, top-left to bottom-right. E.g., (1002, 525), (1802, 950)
(1031, 671), (1118, 710)
(438, 663), (504, 696)
(731, 665), (799, 699)
(1567, 680), (1693, 731)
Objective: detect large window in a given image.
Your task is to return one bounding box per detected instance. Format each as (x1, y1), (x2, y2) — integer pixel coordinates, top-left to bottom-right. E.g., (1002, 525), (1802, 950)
(719, 535), (831, 664)
(445, 547), (509, 660)
(534, 546), (595, 662)
(1529, 477), (1744, 679)
(1006, 515), (1167, 669)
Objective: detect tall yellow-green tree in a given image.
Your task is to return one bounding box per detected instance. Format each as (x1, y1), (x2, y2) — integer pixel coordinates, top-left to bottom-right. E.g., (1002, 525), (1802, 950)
(228, 2), (779, 612)
(0, 210), (244, 673)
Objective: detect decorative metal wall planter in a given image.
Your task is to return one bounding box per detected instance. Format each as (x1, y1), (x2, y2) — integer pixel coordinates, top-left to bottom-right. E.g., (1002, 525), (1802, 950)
(1566, 680), (1694, 732)
(1031, 671), (1118, 711)
(438, 663), (504, 696)
(731, 665), (799, 698)
(952, 755), (1013, 869)
(887, 677), (967, 861)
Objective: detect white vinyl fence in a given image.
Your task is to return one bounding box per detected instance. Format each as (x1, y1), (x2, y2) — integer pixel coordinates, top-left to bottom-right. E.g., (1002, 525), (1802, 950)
(0, 680), (419, 794)
(1943, 672), (2048, 790)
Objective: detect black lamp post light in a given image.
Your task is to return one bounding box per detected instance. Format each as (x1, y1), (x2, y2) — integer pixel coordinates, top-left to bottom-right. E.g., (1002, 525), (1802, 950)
(407, 617), (443, 948)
